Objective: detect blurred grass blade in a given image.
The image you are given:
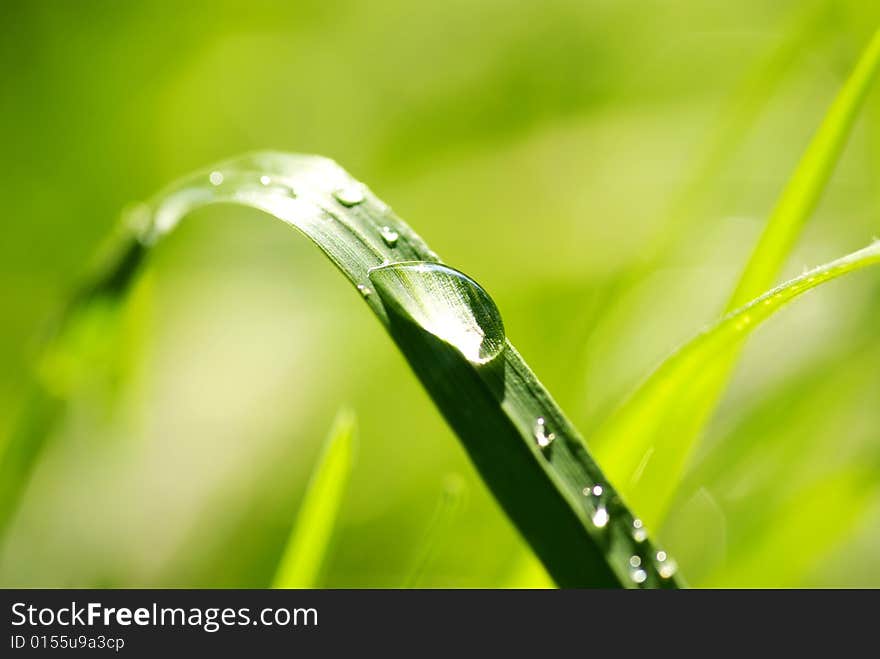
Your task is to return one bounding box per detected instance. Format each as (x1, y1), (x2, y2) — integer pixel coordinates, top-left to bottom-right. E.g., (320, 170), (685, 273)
(9, 152), (676, 587)
(596, 240), (880, 527)
(702, 469), (876, 587)
(0, 231), (147, 541)
(504, 551), (555, 589)
(273, 410), (356, 589)
(404, 475), (466, 588)
(595, 30), (880, 528)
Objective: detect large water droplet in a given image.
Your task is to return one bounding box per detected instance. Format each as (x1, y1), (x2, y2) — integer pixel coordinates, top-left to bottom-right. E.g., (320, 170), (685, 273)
(534, 417), (556, 448)
(333, 183), (365, 207)
(379, 226), (400, 247)
(368, 261), (506, 364)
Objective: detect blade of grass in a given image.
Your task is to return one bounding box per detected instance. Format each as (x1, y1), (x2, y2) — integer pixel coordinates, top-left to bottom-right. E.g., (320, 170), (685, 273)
(273, 410), (356, 589)
(596, 239), (880, 528)
(10, 152), (678, 587)
(701, 468), (877, 587)
(594, 28), (880, 528)
(0, 228), (147, 540)
(729, 28), (880, 308)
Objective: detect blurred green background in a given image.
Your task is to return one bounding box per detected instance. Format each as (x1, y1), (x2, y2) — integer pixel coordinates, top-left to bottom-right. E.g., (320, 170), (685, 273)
(2, 0), (880, 587)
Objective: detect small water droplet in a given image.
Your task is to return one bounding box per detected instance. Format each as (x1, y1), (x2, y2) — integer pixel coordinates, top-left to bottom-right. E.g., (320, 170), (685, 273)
(379, 226), (399, 247)
(209, 171), (224, 186)
(629, 555), (641, 568)
(630, 568), (647, 584)
(368, 261), (506, 364)
(592, 506), (609, 528)
(260, 175), (271, 186)
(655, 551), (678, 579)
(534, 417), (556, 448)
(592, 485), (603, 497)
(632, 518), (647, 543)
(333, 183), (365, 207)
(356, 283), (372, 297)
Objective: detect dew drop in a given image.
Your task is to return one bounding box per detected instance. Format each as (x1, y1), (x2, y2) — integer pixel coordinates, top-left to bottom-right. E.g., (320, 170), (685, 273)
(356, 283), (372, 298)
(260, 175), (271, 186)
(379, 226), (400, 247)
(630, 568), (648, 584)
(209, 171), (224, 186)
(629, 555), (641, 568)
(534, 417), (556, 448)
(655, 551), (678, 579)
(368, 261), (506, 364)
(592, 485), (603, 497)
(333, 183), (365, 207)
(592, 506), (609, 529)
(632, 518), (647, 543)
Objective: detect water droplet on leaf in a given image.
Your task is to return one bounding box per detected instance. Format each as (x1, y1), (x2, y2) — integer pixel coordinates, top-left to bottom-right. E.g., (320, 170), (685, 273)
(592, 506), (609, 528)
(379, 226), (399, 247)
(209, 171), (224, 186)
(333, 184), (365, 207)
(632, 518), (647, 543)
(630, 568), (647, 584)
(368, 261), (506, 364)
(655, 551), (677, 579)
(534, 417), (556, 448)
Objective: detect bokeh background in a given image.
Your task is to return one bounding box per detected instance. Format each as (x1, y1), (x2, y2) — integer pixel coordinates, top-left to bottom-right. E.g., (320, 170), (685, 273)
(2, 0), (880, 587)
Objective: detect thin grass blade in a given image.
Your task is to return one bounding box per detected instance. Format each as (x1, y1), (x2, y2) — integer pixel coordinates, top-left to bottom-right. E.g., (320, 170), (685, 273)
(273, 409), (357, 589)
(594, 29), (880, 527)
(596, 241), (880, 527)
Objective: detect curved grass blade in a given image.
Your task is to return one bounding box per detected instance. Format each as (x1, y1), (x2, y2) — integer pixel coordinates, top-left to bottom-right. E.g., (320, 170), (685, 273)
(595, 29), (880, 527)
(596, 240), (880, 527)
(8, 152), (677, 587)
(273, 410), (356, 589)
(729, 28), (880, 308)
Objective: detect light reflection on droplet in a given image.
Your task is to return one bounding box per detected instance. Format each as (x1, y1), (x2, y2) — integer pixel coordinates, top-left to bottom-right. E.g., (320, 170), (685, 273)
(209, 171), (224, 186)
(592, 507), (609, 528)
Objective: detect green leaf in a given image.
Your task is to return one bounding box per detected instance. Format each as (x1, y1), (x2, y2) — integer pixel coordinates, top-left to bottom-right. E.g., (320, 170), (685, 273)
(10, 152), (678, 587)
(595, 240), (880, 527)
(273, 410), (357, 589)
(594, 29), (880, 528)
